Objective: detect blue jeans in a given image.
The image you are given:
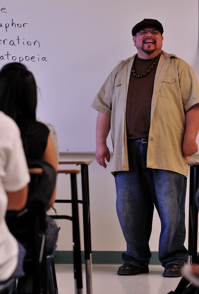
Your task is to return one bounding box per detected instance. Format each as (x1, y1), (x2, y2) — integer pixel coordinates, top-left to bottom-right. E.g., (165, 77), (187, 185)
(115, 140), (188, 268)
(46, 215), (60, 256)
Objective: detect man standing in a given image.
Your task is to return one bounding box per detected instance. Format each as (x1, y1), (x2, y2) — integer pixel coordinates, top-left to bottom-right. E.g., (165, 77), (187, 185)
(92, 19), (199, 277)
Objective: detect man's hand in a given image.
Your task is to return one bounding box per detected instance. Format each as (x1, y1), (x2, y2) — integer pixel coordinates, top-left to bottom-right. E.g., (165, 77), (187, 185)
(96, 143), (110, 168)
(182, 138), (198, 158)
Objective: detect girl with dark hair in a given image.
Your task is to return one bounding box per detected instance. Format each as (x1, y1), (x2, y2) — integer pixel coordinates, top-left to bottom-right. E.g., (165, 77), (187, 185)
(0, 62), (59, 291)
(0, 62), (57, 209)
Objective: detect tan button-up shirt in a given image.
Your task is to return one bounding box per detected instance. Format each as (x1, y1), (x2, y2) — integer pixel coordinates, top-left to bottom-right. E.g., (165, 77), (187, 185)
(91, 51), (199, 177)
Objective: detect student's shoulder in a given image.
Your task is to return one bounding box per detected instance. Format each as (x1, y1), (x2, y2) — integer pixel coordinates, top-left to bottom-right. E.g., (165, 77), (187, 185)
(33, 120), (50, 135)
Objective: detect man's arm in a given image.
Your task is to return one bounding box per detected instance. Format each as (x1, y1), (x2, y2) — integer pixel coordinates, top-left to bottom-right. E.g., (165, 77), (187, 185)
(96, 112), (111, 168)
(182, 104), (199, 157)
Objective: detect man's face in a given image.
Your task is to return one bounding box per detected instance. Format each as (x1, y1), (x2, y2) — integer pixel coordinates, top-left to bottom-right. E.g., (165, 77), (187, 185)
(133, 27), (163, 58)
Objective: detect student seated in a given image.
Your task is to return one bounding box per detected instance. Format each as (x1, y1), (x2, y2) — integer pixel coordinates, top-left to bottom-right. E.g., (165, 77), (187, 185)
(37, 118), (59, 161)
(0, 111), (29, 292)
(0, 62), (60, 291)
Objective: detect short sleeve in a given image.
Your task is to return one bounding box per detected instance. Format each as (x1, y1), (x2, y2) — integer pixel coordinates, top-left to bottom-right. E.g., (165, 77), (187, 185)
(3, 122), (30, 192)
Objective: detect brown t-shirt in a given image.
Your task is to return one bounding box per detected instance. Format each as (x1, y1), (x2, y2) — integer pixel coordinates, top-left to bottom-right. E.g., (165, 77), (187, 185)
(126, 54), (160, 140)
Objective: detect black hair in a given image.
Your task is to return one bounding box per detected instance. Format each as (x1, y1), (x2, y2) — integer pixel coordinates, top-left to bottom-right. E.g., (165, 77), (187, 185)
(0, 62), (39, 156)
(0, 62), (37, 124)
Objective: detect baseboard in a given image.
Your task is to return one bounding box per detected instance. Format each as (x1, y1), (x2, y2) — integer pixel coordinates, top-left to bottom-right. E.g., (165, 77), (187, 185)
(54, 251), (161, 265)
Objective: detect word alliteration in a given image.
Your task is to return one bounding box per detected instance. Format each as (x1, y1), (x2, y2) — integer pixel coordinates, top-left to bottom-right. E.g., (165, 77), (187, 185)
(0, 36), (40, 48)
(0, 51), (48, 62)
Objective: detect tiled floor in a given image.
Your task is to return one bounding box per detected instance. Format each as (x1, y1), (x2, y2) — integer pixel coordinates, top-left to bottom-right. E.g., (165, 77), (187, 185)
(55, 264), (182, 294)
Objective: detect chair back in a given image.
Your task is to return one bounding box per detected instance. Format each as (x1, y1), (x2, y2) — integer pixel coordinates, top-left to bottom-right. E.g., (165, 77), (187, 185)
(27, 159), (57, 209)
(6, 159), (57, 294)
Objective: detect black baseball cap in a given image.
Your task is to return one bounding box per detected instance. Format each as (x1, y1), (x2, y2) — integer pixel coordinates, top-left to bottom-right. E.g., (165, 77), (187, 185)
(132, 19), (164, 36)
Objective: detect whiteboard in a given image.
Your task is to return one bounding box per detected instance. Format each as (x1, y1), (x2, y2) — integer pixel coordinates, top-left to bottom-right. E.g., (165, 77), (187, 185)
(0, 0), (198, 152)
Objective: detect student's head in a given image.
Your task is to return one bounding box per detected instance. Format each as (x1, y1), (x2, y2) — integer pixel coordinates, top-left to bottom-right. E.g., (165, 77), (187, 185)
(0, 62), (37, 123)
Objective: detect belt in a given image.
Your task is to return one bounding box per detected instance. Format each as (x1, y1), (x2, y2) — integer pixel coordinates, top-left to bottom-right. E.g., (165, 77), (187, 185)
(133, 138), (148, 143)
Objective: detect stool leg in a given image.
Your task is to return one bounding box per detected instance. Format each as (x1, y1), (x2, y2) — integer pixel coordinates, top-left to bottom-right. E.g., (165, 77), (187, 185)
(47, 256), (58, 294)
(51, 258), (58, 294)
(188, 166), (199, 263)
(81, 164), (92, 294)
(71, 173), (83, 293)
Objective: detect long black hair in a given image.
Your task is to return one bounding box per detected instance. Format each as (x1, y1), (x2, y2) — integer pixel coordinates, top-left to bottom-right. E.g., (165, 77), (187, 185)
(0, 62), (37, 124)
(0, 62), (39, 156)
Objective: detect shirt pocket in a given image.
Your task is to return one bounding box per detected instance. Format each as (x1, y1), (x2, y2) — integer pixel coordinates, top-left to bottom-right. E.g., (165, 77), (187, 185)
(113, 81), (123, 102)
(159, 75), (176, 98)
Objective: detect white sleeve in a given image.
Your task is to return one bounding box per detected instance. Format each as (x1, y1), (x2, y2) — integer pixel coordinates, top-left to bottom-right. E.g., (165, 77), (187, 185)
(3, 125), (30, 192)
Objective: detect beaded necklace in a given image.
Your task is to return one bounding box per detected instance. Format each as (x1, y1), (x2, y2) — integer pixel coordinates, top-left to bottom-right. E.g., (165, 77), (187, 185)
(131, 53), (161, 78)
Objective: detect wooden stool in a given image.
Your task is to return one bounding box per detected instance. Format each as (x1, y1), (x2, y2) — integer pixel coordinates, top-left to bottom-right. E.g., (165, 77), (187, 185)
(58, 160), (93, 294)
(52, 168), (83, 294)
(186, 160), (199, 263)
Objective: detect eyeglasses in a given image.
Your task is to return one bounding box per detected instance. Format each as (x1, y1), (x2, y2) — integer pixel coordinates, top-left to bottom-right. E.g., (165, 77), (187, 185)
(137, 30), (160, 36)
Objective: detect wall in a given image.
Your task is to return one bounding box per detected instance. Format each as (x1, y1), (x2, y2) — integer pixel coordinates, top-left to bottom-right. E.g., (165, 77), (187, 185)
(1, 0), (198, 152)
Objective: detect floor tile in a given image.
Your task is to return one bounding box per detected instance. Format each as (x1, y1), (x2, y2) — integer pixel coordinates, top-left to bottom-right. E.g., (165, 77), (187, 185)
(55, 264), (182, 294)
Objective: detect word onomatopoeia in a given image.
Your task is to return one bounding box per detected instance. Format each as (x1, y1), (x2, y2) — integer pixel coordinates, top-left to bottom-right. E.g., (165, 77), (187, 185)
(0, 52), (48, 63)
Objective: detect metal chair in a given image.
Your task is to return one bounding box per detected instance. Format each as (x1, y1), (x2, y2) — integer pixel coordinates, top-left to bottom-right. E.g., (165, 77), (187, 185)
(6, 160), (57, 294)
